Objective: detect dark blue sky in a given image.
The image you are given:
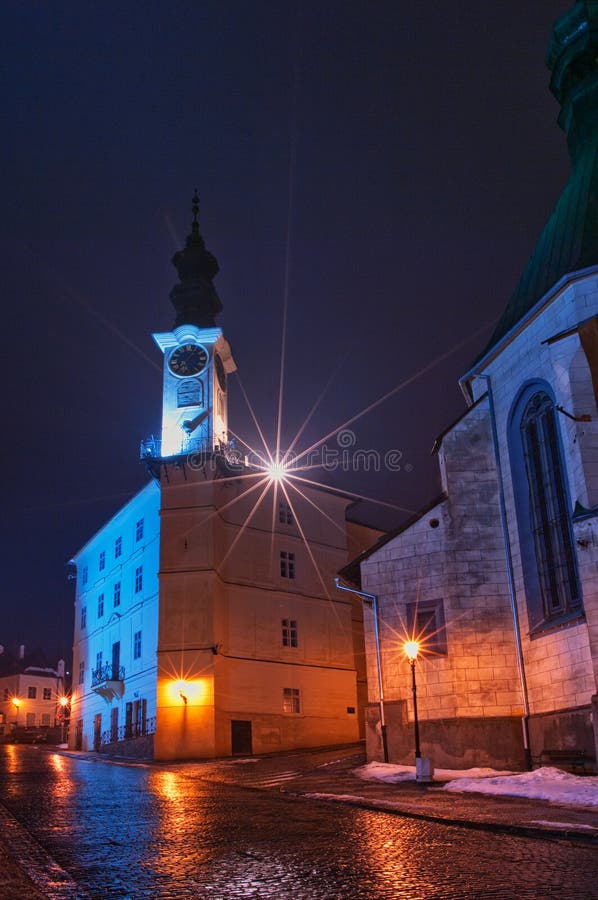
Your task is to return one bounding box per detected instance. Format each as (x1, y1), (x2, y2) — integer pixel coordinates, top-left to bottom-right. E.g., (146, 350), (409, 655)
(1, 0), (569, 660)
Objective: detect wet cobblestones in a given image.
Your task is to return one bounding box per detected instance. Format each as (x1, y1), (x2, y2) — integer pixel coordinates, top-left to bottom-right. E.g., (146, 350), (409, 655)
(0, 745), (597, 899)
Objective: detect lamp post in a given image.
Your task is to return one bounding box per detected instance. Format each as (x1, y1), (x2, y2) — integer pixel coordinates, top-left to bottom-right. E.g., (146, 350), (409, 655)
(11, 697), (21, 728)
(58, 696), (69, 743)
(403, 640), (421, 759)
(335, 577), (389, 763)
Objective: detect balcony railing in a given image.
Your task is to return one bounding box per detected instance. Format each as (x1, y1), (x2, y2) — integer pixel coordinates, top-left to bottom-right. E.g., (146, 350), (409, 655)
(100, 717), (156, 746)
(91, 663), (125, 701)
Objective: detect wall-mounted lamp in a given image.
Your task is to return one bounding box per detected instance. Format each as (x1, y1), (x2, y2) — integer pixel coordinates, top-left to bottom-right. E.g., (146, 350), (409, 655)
(179, 690), (188, 705)
(555, 405), (592, 423)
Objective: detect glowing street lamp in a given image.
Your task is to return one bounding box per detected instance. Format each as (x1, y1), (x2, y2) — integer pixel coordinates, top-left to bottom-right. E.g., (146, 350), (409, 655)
(403, 640), (421, 760)
(11, 697), (21, 727)
(58, 696), (69, 743)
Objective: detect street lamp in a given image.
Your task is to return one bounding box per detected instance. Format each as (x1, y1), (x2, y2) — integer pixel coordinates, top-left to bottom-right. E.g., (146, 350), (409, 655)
(403, 640), (434, 782)
(58, 696), (69, 743)
(11, 697), (21, 727)
(403, 640), (421, 759)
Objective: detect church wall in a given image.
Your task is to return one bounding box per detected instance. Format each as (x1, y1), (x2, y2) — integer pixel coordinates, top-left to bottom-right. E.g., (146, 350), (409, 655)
(467, 275), (598, 758)
(361, 402), (525, 768)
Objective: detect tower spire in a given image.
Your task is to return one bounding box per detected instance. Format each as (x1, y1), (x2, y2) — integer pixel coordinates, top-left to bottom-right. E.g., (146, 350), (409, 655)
(169, 191), (223, 328)
(481, 1), (598, 356)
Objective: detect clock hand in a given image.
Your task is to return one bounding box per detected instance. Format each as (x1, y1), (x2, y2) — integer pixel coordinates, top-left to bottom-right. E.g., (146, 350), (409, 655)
(182, 408), (210, 435)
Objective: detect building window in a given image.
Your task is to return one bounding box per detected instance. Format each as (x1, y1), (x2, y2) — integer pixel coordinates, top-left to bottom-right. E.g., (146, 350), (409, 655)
(99, 550), (106, 572)
(133, 630), (142, 660)
(177, 379), (203, 408)
(283, 687), (301, 714)
(135, 518), (144, 542)
(115, 536), (122, 559)
(28, 686), (37, 699)
(41, 713), (51, 726)
(82, 565), (88, 586)
(135, 565), (143, 593)
(43, 688), (51, 700)
(113, 581), (121, 607)
(280, 551), (295, 579)
(78, 661), (85, 685)
(80, 606), (87, 630)
(282, 618), (298, 648)
(511, 387), (582, 630)
(96, 651), (103, 672)
(26, 713), (35, 727)
(98, 593), (104, 618)
(405, 599), (447, 654)
(278, 499), (293, 525)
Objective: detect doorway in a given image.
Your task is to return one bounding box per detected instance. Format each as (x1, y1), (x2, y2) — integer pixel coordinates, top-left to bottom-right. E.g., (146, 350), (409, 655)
(231, 720), (252, 755)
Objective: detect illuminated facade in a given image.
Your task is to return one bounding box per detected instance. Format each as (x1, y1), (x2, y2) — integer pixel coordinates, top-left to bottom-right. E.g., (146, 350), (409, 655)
(0, 649), (66, 741)
(70, 194), (376, 759)
(347, 2), (598, 772)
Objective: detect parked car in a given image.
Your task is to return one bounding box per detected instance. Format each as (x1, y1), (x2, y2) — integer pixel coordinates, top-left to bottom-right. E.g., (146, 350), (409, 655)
(11, 727), (48, 744)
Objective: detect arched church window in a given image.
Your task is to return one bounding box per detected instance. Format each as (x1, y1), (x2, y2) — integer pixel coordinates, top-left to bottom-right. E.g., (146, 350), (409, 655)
(177, 379), (203, 409)
(514, 389), (582, 627)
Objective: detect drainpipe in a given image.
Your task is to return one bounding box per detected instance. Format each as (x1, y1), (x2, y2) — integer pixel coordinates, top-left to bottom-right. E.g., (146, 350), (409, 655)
(335, 577), (389, 763)
(472, 373), (532, 769)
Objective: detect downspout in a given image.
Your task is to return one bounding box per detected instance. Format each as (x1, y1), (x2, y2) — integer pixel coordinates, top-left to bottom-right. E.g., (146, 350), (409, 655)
(472, 373), (532, 769)
(334, 577), (389, 763)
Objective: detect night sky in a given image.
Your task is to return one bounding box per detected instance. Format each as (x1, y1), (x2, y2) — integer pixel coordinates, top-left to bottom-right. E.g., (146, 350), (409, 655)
(2, 0), (570, 662)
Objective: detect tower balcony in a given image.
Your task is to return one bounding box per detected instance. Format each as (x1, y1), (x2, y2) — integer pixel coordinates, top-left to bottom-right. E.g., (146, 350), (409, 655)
(91, 663), (125, 702)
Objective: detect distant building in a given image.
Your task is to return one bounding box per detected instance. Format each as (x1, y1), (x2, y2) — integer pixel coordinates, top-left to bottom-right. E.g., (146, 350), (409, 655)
(0, 646), (66, 741)
(69, 194), (377, 759)
(343, 2), (598, 772)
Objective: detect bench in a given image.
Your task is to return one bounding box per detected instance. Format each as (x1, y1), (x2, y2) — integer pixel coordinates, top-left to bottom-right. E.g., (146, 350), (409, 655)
(540, 748), (595, 774)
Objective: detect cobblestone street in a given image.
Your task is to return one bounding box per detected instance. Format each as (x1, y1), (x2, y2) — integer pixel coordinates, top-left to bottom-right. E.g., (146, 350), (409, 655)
(1, 745), (597, 899)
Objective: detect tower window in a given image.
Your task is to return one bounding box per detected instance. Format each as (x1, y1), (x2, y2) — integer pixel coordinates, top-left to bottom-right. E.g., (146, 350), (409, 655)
(99, 551), (106, 572)
(177, 379), (203, 408)
(115, 536), (122, 559)
(133, 630), (142, 660)
(280, 551), (295, 579)
(97, 593), (104, 618)
(283, 687), (301, 714)
(113, 581), (121, 607)
(135, 519), (144, 542)
(282, 618), (298, 648)
(278, 499), (293, 525)
(135, 565), (143, 594)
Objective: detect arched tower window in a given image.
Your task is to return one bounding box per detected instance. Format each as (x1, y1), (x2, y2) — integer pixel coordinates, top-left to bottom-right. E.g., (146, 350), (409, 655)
(177, 379), (203, 409)
(515, 389), (581, 627)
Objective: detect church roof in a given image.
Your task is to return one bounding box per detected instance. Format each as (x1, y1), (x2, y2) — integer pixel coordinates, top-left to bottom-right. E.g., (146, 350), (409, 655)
(482, 1), (598, 357)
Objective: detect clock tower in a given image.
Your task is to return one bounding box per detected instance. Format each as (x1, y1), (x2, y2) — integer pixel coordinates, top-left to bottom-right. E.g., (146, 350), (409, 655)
(151, 193), (236, 459)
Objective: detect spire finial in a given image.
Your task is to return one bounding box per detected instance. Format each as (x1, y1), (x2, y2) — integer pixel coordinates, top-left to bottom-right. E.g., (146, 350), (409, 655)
(192, 188), (199, 225)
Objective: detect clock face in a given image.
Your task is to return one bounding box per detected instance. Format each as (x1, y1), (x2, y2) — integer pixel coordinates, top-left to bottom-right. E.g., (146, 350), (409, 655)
(214, 353), (227, 392)
(168, 344), (208, 377)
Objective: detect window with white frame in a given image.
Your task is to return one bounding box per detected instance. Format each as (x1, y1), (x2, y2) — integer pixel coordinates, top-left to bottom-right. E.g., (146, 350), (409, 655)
(282, 618), (298, 648)
(133, 630), (142, 660)
(113, 580), (121, 607)
(43, 688), (51, 700)
(28, 686), (37, 699)
(135, 518), (144, 542)
(80, 606), (87, 630)
(115, 536), (122, 559)
(283, 687), (301, 713)
(135, 565), (143, 593)
(96, 650), (103, 672)
(99, 550), (106, 572)
(97, 593), (104, 618)
(278, 499), (293, 525)
(280, 551), (295, 579)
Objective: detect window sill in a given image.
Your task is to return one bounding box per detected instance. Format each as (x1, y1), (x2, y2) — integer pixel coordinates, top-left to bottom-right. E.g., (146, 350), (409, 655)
(529, 610), (586, 639)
